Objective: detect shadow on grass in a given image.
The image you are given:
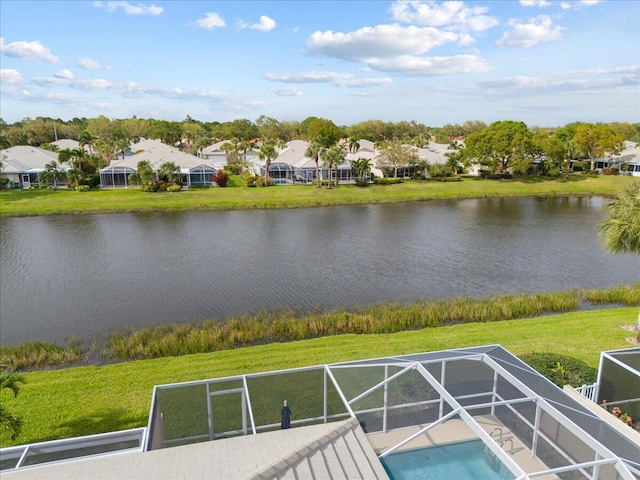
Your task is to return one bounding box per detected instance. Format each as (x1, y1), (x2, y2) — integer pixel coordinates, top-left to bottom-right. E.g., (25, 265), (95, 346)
(54, 408), (147, 441)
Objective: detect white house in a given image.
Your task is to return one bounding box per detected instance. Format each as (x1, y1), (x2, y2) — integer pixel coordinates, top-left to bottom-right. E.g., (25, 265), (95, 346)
(0, 145), (62, 188)
(100, 143), (218, 188)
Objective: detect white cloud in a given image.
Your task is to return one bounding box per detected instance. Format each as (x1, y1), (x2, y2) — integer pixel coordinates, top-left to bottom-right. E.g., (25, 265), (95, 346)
(54, 69), (74, 80)
(77, 57), (109, 70)
(0, 69), (24, 84)
(264, 71), (393, 88)
(389, 1), (499, 32)
(306, 24), (490, 76)
(307, 24), (461, 61)
(0, 37), (59, 63)
(367, 54), (492, 76)
(93, 1), (163, 15)
(519, 0), (551, 6)
(270, 86), (303, 96)
(251, 15), (276, 32)
(497, 15), (565, 48)
(476, 66), (639, 96)
(559, 0), (601, 10)
(193, 12), (226, 29)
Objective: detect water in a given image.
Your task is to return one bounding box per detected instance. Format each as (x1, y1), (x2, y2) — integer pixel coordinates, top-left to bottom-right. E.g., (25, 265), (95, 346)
(381, 439), (514, 480)
(1, 197), (638, 345)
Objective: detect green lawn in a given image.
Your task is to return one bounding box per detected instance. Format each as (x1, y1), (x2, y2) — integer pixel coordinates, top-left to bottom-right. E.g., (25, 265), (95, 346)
(0, 175), (633, 217)
(1, 307), (636, 447)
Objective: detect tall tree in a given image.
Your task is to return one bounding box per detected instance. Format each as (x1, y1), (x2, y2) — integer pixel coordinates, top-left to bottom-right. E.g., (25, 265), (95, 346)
(0, 371), (25, 440)
(463, 121), (535, 174)
(322, 145), (345, 189)
(573, 123), (624, 171)
(598, 182), (640, 341)
(258, 140), (278, 187)
(376, 140), (418, 178)
(305, 142), (325, 188)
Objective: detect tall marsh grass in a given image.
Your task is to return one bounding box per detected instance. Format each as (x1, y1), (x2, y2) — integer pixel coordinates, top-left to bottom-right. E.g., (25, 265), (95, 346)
(4, 285), (637, 371)
(0, 341), (82, 371)
(107, 291), (583, 361)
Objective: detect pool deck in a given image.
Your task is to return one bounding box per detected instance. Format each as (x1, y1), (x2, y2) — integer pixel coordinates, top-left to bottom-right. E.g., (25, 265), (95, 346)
(367, 415), (559, 480)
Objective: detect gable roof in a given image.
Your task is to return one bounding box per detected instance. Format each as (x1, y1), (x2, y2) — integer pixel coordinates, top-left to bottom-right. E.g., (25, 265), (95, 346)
(0, 146), (59, 173)
(102, 144), (215, 171)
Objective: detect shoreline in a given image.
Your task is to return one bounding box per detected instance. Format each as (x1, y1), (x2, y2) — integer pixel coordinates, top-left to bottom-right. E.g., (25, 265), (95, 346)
(0, 175), (633, 218)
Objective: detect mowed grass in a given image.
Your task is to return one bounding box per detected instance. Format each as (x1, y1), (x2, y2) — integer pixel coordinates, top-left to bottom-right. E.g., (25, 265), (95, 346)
(1, 307), (636, 447)
(0, 175), (634, 217)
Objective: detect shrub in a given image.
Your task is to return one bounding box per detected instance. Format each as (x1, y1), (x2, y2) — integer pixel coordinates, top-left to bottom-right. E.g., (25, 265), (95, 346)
(74, 185), (90, 192)
(0, 177), (10, 191)
(354, 178), (370, 187)
(601, 168), (619, 176)
(214, 171), (229, 187)
(518, 353), (597, 387)
(167, 185), (182, 192)
(373, 177), (403, 185)
(227, 164), (244, 175)
(479, 170), (513, 180)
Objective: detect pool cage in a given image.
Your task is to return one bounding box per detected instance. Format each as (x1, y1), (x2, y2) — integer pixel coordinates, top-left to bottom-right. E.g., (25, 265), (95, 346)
(595, 348), (640, 432)
(146, 345), (639, 479)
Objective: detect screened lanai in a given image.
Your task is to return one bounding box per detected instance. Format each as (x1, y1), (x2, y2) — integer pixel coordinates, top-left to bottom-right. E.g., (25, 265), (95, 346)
(146, 345), (639, 480)
(596, 347), (640, 430)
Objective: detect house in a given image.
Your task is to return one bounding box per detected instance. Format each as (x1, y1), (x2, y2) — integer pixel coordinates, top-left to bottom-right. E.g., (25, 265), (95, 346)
(0, 145), (62, 188)
(99, 143), (218, 188)
(2, 346), (638, 479)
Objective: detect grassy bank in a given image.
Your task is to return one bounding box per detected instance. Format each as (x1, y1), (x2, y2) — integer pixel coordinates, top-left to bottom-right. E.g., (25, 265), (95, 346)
(0, 175), (633, 217)
(0, 307), (636, 447)
(2, 284), (638, 371)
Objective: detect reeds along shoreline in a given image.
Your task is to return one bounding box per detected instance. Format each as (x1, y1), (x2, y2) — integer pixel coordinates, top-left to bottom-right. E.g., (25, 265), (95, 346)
(1, 284), (638, 371)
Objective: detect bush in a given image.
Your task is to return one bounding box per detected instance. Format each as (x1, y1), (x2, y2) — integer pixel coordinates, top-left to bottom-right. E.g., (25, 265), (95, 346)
(479, 170), (513, 180)
(354, 178), (370, 187)
(167, 185), (182, 192)
(227, 164), (244, 175)
(0, 177), (10, 191)
(373, 177), (403, 185)
(74, 185), (90, 192)
(601, 168), (619, 176)
(518, 353), (597, 388)
(79, 173), (101, 188)
(214, 171), (229, 187)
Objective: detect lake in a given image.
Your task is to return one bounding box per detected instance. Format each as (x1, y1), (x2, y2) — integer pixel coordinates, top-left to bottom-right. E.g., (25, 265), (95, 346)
(1, 196), (638, 345)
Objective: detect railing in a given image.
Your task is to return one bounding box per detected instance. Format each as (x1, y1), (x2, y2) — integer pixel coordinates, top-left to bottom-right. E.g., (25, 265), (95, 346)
(0, 428), (146, 471)
(575, 383), (598, 402)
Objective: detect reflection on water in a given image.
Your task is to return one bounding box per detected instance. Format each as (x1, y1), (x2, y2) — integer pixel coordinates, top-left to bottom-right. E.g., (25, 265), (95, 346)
(1, 197), (638, 344)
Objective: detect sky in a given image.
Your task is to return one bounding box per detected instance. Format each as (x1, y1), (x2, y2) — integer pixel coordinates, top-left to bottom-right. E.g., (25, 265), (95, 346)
(0, 0), (638, 128)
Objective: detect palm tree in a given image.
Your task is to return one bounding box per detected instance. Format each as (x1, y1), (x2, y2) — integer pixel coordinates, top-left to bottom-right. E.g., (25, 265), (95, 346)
(322, 145), (345, 189)
(352, 158), (372, 185)
(38, 160), (65, 189)
(598, 182), (640, 341)
(128, 160), (155, 187)
(0, 371), (25, 440)
(348, 137), (360, 154)
(157, 162), (181, 185)
(305, 142), (325, 187)
(78, 130), (94, 155)
(258, 140), (278, 187)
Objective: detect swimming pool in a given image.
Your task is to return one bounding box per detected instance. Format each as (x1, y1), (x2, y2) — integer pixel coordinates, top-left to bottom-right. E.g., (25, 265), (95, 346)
(380, 439), (515, 480)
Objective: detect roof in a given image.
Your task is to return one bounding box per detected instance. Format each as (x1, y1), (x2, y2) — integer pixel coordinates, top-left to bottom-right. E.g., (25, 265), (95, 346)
(2, 419), (385, 480)
(101, 144), (217, 172)
(0, 146), (59, 173)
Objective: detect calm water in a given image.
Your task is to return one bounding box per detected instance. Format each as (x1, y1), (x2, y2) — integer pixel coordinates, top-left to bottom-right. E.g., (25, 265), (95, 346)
(1, 197), (638, 345)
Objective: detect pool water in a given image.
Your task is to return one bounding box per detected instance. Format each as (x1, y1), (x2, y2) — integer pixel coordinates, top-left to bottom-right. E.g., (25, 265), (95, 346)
(380, 439), (515, 480)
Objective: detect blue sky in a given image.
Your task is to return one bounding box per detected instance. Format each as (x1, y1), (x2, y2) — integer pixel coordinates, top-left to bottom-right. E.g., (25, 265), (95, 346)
(0, 0), (638, 127)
